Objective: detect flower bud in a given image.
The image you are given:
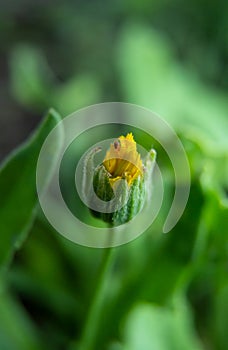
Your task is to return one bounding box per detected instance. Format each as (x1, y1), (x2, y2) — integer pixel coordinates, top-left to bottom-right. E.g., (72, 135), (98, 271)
(83, 133), (156, 226)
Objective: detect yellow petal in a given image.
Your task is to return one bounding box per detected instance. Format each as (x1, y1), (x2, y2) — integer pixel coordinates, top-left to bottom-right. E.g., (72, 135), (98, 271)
(103, 133), (143, 186)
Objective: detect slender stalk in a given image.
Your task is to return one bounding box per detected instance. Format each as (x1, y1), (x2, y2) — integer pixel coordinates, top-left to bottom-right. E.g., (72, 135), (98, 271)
(77, 246), (116, 350)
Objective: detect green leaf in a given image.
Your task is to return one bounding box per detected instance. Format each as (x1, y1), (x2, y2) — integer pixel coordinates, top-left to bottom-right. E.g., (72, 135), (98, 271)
(0, 109), (63, 270)
(10, 45), (54, 110)
(53, 73), (102, 116)
(214, 284), (228, 350)
(10, 45), (101, 115)
(123, 299), (203, 350)
(0, 288), (43, 350)
(116, 23), (228, 154)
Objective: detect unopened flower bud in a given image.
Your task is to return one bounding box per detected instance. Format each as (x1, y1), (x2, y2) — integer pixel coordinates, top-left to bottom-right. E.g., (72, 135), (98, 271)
(83, 133), (156, 226)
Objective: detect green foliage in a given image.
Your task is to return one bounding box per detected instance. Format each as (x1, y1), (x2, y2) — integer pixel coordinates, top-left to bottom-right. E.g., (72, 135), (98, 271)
(10, 46), (54, 110)
(0, 291), (42, 350)
(122, 299), (203, 350)
(116, 23), (228, 153)
(10, 45), (101, 116)
(0, 1), (228, 350)
(0, 109), (62, 270)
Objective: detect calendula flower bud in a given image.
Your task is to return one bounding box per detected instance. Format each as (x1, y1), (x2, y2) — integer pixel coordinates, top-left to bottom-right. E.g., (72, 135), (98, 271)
(83, 133), (156, 226)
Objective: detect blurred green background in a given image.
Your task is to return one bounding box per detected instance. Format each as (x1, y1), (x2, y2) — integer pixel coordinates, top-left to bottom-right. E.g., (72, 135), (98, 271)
(0, 1), (228, 349)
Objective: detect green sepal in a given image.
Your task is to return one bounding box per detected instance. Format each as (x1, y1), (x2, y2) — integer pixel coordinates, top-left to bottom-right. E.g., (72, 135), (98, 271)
(112, 175), (145, 225)
(91, 165), (115, 223)
(82, 146), (102, 202)
(143, 149), (156, 201)
(91, 165), (146, 226)
(93, 165), (114, 202)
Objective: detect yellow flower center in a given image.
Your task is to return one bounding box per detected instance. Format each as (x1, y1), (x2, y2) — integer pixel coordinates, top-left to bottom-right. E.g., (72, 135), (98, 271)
(103, 133), (143, 186)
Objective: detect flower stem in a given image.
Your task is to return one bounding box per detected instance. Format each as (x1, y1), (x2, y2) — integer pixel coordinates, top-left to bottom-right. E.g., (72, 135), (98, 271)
(77, 246), (115, 350)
